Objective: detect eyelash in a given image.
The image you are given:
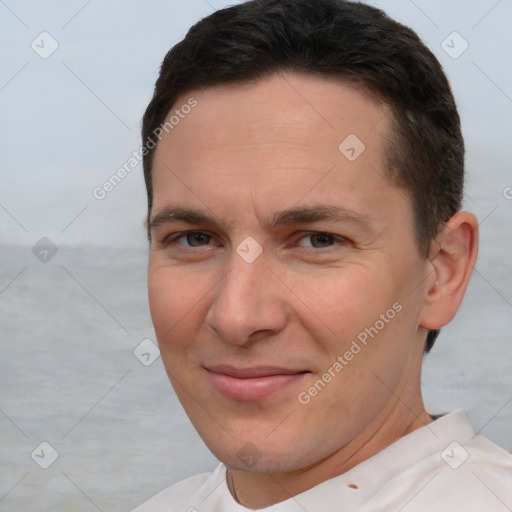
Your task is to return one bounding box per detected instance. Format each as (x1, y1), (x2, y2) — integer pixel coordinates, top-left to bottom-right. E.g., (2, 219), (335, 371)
(161, 231), (349, 252)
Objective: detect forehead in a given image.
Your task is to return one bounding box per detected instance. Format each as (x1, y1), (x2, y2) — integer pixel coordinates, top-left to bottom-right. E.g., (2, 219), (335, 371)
(151, 72), (407, 231)
(158, 72), (389, 159)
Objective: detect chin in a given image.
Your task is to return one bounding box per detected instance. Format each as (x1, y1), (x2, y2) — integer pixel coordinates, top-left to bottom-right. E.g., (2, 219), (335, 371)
(200, 425), (327, 474)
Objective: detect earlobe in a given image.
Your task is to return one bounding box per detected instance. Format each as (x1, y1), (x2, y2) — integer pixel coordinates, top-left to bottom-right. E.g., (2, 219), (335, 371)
(419, 211), (479, 330)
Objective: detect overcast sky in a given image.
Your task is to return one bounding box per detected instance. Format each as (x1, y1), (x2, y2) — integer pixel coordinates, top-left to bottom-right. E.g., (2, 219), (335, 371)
(1, 0), (511, 250)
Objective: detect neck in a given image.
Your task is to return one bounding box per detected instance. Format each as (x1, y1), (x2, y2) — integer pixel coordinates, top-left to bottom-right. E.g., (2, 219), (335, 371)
(228, 384), (432, 508)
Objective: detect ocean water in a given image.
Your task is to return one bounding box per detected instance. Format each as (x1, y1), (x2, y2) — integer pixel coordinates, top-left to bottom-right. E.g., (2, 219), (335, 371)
(0, 242), (511, 511)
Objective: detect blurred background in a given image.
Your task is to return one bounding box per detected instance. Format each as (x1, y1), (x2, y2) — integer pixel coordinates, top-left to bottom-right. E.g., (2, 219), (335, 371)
(1, 0), (511, 510)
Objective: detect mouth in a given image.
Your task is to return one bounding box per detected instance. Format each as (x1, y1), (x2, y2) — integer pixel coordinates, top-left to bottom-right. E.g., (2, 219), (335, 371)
(204, 365), (309, 401)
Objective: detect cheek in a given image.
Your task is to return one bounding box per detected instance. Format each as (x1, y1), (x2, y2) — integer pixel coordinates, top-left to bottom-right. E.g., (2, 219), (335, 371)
(292, 265), (393, 346)
(296, 264), (416, 395)
(147, 262), (210, 351)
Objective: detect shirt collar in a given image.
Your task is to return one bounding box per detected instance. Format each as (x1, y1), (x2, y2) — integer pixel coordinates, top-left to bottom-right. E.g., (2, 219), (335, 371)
(198, 410), (475, 511)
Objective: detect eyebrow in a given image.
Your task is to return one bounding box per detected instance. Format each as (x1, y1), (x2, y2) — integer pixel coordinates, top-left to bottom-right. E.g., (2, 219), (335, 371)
(149, 204), (374, 233)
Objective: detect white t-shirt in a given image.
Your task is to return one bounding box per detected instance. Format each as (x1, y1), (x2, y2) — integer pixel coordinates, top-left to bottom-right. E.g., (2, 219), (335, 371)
(132, 410), (512, 511)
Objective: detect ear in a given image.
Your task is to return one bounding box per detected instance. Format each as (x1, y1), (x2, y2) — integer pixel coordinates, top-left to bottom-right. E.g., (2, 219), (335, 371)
(419, 211), (479, 330)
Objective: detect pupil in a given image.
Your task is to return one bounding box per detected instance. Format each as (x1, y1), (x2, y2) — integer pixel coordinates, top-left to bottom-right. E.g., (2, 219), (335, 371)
(313, 233), (333, 247)
(189, 232), (208, 246)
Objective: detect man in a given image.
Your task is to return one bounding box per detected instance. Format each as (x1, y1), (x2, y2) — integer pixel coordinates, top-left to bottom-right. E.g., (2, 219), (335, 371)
(133, 0), (512, 510)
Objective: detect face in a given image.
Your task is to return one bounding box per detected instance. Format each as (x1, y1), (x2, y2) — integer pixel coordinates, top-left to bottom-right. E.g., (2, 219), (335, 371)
(148, 72), (432, 473)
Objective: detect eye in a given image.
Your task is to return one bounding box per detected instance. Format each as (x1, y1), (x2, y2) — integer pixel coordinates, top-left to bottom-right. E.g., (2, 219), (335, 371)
(160, 230), (348, 253)
(165, 231), (213, 247)
(295, 232), (347, 249)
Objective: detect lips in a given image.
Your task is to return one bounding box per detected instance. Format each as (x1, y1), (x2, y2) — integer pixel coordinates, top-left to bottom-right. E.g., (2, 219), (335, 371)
(205, 365), (308, 401)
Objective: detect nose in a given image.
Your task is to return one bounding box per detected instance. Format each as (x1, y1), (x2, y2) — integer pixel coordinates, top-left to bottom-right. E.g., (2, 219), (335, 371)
(205, 248), (287, 346)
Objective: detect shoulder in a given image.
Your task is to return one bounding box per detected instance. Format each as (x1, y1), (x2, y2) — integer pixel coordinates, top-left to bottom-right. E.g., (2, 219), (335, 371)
(387, 433), (512, 511)
(453, 433), (512, 489)
(440, 429), (512, 482)
(366, 412), (512, 511)
(131, 464), (225, 512)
